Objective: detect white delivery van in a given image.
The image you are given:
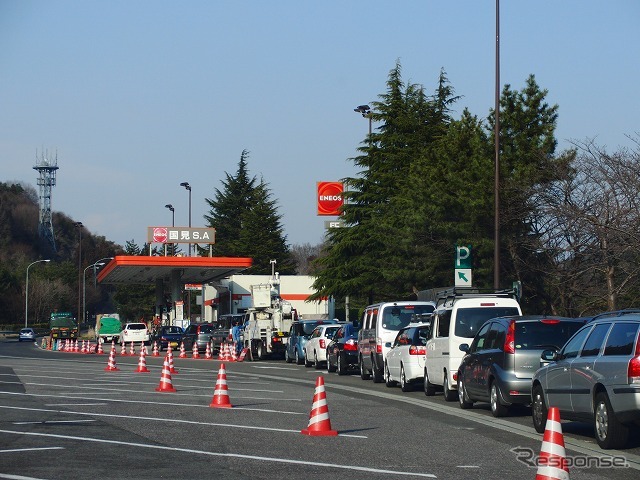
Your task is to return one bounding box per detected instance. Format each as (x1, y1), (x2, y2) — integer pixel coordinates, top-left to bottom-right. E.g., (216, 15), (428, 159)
(424, 290), (521, 400)
(358, 301), (436, 383)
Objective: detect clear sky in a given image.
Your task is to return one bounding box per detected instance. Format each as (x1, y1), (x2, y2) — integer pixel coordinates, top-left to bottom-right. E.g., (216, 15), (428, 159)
(2, 1), (638, 250)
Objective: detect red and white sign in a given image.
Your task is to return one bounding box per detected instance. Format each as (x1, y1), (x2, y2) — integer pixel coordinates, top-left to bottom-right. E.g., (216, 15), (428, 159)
(152, 227), (168, 243)
(317, 181), (344, 216)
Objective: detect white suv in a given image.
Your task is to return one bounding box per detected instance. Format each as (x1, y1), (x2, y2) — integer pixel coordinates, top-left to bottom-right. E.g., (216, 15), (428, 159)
(424, 290), (521, 400)
(120, 322), (150, 346)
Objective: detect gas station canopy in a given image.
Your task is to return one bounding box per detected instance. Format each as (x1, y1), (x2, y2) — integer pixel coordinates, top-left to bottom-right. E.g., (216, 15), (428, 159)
(97, 256), (253, 285)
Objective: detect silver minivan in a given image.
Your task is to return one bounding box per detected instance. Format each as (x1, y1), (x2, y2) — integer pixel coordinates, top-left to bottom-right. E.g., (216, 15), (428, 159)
(532, 310), (640, 449)
(358, 301), (435, 383)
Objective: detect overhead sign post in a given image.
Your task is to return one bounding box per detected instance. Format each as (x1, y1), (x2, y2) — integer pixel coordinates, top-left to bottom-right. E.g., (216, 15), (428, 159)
(455, 244), (472, 287)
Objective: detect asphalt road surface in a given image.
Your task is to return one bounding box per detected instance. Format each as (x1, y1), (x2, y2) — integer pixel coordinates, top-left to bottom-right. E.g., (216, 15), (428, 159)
(1, 339), (639, 480)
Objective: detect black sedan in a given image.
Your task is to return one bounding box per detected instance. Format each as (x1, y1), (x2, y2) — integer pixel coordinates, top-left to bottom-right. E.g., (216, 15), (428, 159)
(326, 322), (360, 375)
(151, 326), (184, 351)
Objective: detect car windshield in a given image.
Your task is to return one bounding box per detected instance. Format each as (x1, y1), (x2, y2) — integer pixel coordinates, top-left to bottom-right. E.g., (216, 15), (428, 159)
(198, 324), (213, 333)
(325, 326), (340, 339)
(454, 307), (520, 338)
(299, 322), (321, 336)
(515, 321), (584, 350)
(382, 305), (435, 331)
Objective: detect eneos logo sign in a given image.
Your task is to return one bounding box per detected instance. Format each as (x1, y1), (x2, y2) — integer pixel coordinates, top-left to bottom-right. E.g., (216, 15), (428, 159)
(317, 181), (344, 216)
(152, 227), (168, 243)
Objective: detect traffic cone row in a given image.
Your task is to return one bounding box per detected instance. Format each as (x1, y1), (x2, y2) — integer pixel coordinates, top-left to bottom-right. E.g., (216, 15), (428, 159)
(536, 407), (569, 480)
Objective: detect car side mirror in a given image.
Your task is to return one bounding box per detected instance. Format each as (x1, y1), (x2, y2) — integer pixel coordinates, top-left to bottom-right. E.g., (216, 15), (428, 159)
(541, 349), (557, 362)
(384, 342), (391, 348)
(459, 343), (470, 353)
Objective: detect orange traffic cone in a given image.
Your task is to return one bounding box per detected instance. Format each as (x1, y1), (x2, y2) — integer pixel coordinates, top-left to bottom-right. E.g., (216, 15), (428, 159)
(104, 347), (120, 371)
(167, 345), (178, 374)
(152, 341), (160, 357)
(120, 342), (126, 356)
(135, 344), (150, 373)
(301, 376), (338, 436)
(223, 343), (231, 362)
(129, 342), (135, 356)
(217, 343), (224, 360)
(536, 407), (569, 480)
(81, 340), (86, 354)
(74, 339), (79, 352)
(97, 340), (104, 354)
(179, 341), (187, 358)
(192, 342), (200, 359)
(155, 356), (177, 392)
(111, 339), (116, 354)
(204, 342), (212, 359)
(209, 363), (232, 408)
(230, 343), (238, 362)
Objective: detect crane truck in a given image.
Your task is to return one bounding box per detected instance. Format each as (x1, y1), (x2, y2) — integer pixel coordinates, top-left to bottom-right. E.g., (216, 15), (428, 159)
(243, 275), (296, 360)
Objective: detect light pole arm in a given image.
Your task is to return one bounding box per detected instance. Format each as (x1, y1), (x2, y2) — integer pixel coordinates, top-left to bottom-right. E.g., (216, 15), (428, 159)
(25, 259), (50, 328)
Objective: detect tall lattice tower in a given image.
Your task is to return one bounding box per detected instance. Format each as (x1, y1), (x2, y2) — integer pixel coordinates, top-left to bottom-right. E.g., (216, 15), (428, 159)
(33, 150), (59, 252)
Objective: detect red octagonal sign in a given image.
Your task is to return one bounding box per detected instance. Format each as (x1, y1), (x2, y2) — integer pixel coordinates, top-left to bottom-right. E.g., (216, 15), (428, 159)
(152, 227), (168, 243)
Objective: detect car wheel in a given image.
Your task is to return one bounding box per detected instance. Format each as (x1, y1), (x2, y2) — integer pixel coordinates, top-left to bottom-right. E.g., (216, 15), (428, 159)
(285, 348), (293, 364)
(295, 349), (304, 365)
(424, 369), (436, 397)
(371, 357), (383, 383)
(359, 356), (371, 380)
(594, 392), (629, 449)
(337, 352), (347, 376)
(400, 365), (413, 392)
(443, 372), (457, 402)
(458, 375), (473, 409)
(384, 362), (397, 387)
(327, 352), (337, 373)
(256, 341), (265, 360)
(490, 381), (508, 417)
(304, 350), (312, 368)
(314, 351), (322, 370)
(531, 384), (548, 433)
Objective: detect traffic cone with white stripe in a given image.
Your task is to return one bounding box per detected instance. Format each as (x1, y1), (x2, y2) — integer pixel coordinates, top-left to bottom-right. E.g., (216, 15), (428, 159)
(155, 356), (177, 392)
(81, 340), (86, 354)
(135, 344), (150, 373)
(104, 346), (120, 371)
(152, 341), (159, 357)
(120, 342), (126, 356)
(129, 341), (135, 356)
(167, 344), (178, 374)
(179, 341), (187, 358)
(204, 342), (212, 359)
(301, 376), (338, 436)
(223, 342), (232, 362)
(192, 342), (200, 359)
(536, 407), (569, 480)
(97, 340), (104, 354)
(74, 339), (79, 352)
(209, 363), (232, 408)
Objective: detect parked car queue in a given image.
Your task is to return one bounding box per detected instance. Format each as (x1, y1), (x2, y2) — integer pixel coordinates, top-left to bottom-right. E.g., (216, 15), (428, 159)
(267, 297), (640, 451)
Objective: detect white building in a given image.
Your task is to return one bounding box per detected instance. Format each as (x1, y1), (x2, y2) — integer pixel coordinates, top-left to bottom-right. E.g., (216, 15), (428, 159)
(200, 275), (334, 322)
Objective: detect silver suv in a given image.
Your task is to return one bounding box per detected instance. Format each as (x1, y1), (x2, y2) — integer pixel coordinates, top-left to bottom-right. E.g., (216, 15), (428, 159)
(531, 310), (640, 449)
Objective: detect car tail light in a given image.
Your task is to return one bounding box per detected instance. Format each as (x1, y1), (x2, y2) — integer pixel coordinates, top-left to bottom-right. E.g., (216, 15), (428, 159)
(452, 371), (458, 381)
(540, 319), (560, 324)
(376, 337), (382, 354)
(344, 339), (357, 351)
(319, 339), (326, 349)
(409, 346), (426, 355)
(628, 339), (640, 384)
(227, 333), (233, 341)
(504, 320), (515, 354)
(272, 336), (282, 343)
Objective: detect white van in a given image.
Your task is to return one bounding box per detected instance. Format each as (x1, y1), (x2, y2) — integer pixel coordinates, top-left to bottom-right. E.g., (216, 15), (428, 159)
(424, 291), (521, 400)
(358, 301), (436, 383)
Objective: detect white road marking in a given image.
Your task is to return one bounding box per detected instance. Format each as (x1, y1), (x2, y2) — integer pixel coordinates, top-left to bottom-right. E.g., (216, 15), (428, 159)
(0, 404), (367, 438)
(0, 429), (428, 476)
(46, 403), (108, 406)
(0, 447), (64, 454)
(13, 420), (96, 425)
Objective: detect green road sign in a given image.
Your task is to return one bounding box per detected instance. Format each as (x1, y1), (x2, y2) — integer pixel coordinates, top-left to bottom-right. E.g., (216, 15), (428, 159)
(455, 245), (472, 269)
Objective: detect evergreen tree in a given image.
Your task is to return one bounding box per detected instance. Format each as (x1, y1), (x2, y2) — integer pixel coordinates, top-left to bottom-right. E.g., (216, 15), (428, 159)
(204, 151), (296, 274)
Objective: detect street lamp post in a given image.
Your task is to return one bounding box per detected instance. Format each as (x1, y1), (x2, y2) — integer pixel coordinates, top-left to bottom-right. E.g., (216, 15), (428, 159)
(354, 104), (372, 137)
(25, 259), (51, 328)
(74, 222), (83, 324)
(180, 182), (192, 323)
(165, 204), (175, 256)
(82, 257), (113, 325)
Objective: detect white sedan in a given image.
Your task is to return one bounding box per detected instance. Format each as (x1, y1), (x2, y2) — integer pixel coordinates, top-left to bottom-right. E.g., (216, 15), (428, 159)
(304, 324), (341, 369)
(385, 322), (431, 392)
